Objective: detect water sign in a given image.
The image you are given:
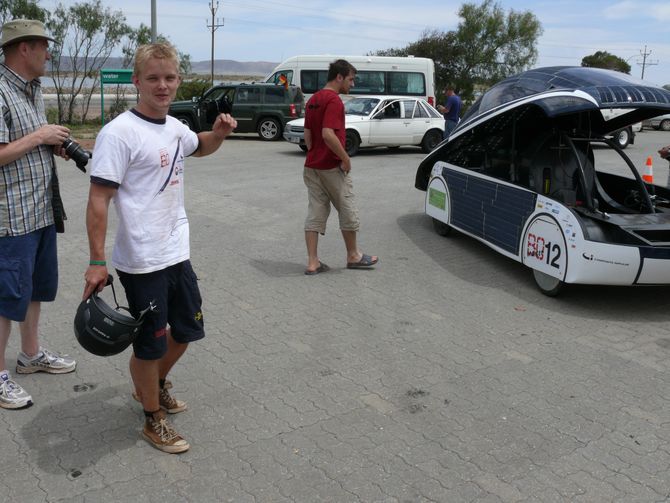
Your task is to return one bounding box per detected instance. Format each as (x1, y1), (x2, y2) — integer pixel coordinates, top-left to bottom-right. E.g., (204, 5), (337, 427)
(100, 69), (133, 125)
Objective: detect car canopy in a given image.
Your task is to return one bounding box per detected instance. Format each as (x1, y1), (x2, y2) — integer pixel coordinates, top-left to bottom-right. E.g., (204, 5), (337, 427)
(461, 66), (670, 134)
(415, 67), (670, 191)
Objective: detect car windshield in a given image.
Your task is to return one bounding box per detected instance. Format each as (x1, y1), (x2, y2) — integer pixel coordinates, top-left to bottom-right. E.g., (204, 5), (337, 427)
(345, 98), (380, 116)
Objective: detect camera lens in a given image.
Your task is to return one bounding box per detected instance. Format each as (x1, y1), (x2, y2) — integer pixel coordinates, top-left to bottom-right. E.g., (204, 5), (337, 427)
(62, 137), (91, 172)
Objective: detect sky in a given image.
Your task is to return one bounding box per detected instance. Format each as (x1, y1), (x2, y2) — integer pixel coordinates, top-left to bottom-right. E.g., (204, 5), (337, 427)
(46, 0), (670, 86)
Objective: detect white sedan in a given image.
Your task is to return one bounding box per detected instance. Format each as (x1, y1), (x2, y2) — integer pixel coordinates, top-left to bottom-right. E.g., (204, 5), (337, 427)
(283, 95), (445, 156)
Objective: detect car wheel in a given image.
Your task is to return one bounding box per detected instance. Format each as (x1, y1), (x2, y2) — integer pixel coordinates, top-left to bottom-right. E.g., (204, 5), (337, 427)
(299, 145), (308, 152)
(421, 129), (443, 153)
(176, 115), (195, 130)
(614, 128), (631, 149)
(432, 217), (451, 236)
(258, 118), (281, 141)
(345, 130), (360, 156)
(661, 120), (670, 132)
(532, 269), (563, 297)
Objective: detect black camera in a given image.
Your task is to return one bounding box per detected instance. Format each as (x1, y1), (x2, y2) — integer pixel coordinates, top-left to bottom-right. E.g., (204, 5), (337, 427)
(62, 138), (92, 172)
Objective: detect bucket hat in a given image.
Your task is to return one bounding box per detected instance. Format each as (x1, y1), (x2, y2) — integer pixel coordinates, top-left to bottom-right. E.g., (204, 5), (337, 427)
(0, 19), (55, 48)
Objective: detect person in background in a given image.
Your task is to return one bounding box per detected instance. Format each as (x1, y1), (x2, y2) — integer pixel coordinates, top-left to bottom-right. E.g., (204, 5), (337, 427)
(302, 59), (378, 275)
(437, 85), (462, 140)
(82, 43), (236, 453)
(0, 19), (77, 410)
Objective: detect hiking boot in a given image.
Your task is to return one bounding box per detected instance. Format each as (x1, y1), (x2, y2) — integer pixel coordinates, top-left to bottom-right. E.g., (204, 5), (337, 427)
(142, 410), (190, 454)
(0, 371), (33, 409)
(16, 348), (76, 374)
(159, 387), (187, 413)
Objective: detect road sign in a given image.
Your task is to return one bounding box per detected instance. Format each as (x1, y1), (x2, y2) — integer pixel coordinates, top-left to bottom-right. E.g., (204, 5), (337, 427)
(100, 69), (134, 125)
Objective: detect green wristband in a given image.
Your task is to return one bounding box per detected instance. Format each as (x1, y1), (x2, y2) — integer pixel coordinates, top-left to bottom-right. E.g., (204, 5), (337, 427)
(89, 260), (106, 266)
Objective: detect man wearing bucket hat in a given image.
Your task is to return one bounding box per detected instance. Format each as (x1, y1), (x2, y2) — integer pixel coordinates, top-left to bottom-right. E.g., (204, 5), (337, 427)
(0, 19), (77, 410)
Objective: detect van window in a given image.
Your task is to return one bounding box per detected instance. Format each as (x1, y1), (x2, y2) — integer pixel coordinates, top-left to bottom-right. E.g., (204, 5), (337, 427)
(352, 71), (385, 94)
(301, 70), (328, 94)
(388, 72), (426, 96)
(268, 70), (293, 85)
(264, 87), (286, 104)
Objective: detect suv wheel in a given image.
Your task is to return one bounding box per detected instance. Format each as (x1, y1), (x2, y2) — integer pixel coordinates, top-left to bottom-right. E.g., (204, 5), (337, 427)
(176, 115), (195, 130)
(258, 118), (281, 141)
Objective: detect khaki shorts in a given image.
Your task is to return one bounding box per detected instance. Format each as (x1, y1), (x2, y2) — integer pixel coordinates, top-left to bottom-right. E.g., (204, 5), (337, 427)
(303, 167), (360, 234)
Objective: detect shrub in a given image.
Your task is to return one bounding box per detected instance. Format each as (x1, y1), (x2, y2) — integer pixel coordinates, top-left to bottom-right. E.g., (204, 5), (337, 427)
(176, 78), (211, 101)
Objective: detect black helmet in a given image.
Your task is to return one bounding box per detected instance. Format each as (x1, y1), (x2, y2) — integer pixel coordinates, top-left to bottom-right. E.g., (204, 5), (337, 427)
(74, 275), (155, 357)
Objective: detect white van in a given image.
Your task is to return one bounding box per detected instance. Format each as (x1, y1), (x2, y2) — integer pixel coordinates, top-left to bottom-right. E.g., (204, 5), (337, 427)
(265, 55), (436, 106)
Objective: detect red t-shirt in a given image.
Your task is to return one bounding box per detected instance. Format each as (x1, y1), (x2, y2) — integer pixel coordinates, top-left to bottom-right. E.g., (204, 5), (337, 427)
(304, 89), (345, 169)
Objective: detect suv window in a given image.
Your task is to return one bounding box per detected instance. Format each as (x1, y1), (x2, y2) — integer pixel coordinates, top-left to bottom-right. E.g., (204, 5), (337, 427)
(264, 87), (286, 104)
(237, 87), (261, 104)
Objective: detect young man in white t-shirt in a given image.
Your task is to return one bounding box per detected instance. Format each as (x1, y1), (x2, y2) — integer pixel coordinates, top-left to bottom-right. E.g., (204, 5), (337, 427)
(82, 43), (237, 454)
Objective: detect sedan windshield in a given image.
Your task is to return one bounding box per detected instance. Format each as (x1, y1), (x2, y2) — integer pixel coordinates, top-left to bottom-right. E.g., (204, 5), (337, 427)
(345, 98), (380, 116)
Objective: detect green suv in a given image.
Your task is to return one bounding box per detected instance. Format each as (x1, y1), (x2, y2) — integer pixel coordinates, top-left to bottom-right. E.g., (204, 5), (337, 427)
(169, 83), (304, 140)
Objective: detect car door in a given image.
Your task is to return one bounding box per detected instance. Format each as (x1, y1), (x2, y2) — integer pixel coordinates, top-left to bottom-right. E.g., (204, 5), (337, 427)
(200, 86), (231, 130)
(402, 99), (430, 143)
(368, 99), (407, 145)
(230, 86), (261, 133)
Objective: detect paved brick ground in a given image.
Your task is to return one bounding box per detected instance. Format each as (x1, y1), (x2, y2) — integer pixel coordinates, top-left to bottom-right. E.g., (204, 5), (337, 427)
(2, 132), (670, 502)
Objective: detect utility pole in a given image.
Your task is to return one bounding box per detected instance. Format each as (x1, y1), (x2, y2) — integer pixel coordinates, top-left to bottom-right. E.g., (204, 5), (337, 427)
(638, 45), (658, 80)
(150, 0), (157, 43)
(207, 1), (224, 86)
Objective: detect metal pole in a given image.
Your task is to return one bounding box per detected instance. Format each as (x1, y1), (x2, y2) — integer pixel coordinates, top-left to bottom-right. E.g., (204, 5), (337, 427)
(151, 0), (157, 43)
(211, 4), (215, 85)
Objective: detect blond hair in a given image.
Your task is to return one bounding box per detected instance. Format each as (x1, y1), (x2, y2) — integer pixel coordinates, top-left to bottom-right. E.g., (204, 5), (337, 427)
(133, 43), (179, 77)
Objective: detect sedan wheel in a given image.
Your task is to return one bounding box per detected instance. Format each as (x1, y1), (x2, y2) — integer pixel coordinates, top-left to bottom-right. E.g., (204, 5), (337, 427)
(661, 120), (670, 132)
(421, 130), (443, 153)
(345, 131), (360, 156)
(258, 118), (281, 141)
(614, 128), (631, 149)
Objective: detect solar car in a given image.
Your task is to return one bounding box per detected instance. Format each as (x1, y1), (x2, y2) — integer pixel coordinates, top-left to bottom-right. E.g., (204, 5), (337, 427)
(415, 66), (670, 296)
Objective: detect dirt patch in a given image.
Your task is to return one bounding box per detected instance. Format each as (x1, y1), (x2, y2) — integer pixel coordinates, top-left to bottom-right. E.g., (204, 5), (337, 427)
(78, 139), (95, 150)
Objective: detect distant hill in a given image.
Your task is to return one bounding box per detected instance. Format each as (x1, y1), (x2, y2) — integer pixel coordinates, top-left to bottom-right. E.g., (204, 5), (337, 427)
(49, 57), (278, 77)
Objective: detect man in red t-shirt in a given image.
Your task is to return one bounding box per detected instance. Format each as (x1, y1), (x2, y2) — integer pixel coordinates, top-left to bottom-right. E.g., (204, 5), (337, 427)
(302, 59), (378, 275)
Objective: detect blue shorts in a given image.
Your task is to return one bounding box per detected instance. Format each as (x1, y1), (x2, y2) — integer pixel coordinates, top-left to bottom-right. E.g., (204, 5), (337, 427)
(0, 225), (58, 322)
(117, 260), (205, 360)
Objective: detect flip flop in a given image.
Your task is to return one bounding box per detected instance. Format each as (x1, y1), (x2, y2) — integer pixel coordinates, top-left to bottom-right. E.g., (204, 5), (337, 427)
(347, 254), (378, 269)
(304, 262), (330, 275)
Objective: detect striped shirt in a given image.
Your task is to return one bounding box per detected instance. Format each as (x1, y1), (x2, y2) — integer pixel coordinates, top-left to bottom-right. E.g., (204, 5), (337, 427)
(0, 63), (58, 236)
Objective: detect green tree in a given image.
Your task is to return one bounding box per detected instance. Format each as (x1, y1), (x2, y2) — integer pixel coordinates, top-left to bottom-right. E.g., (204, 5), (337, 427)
(0, 0), (47, 25)
(47, 0), (131, 123)
(375, 0), (542, 104)
(581, 51), (631, 73)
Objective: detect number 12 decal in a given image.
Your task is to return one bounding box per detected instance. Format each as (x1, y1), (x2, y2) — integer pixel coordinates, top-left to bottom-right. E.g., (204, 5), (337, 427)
(523, 215), (567, 279)
(526, 233), (561, 269)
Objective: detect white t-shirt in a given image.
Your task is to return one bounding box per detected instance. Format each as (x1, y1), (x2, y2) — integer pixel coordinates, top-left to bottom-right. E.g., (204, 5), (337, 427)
(91, 109), (199, 274)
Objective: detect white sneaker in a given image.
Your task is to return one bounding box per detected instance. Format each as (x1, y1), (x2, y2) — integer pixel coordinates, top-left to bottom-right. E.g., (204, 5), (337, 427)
(16, 347), (76, 374)
(0, 371), (33, 409)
